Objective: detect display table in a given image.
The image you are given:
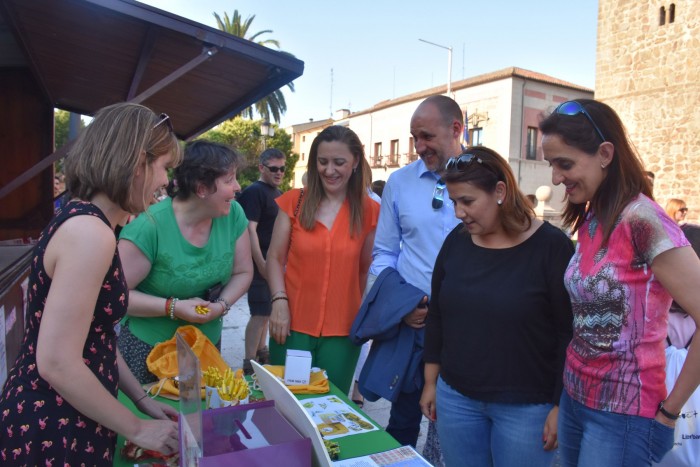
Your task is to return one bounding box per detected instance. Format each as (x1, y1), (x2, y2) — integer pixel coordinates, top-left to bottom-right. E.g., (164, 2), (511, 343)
(113, 382), (399, 466)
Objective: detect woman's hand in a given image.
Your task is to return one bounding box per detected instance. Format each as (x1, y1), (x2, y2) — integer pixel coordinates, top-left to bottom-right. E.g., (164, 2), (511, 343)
(131, 418), (180, 455)
(269, 300), (291, 345)
(655, 410), (678, 429)
(419, 382), (437, 422)
(135, 395), (179, 421)
(542, 405), (559, 451)
(172, 298), (219, 324)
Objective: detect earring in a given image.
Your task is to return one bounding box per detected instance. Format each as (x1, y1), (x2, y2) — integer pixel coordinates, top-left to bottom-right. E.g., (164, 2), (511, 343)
(497, 199), (503, 205)
(353, 167), (357, 173)
(601, 164), (606, 169)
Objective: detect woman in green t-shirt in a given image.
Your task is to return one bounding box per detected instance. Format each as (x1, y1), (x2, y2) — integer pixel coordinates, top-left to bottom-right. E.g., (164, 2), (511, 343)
(118, 140), (253, 383)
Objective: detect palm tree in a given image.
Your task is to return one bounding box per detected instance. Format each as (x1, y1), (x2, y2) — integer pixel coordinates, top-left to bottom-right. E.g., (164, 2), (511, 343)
(214, 10), (295, 123)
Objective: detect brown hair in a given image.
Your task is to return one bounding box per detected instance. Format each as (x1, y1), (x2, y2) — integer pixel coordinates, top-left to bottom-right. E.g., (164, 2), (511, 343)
(539, 99), (651, 243)
(443, 146), (534, 235)
(64, 103), (181, 212)
(167, 140), (242, 200)
(301, 126), (371, 236)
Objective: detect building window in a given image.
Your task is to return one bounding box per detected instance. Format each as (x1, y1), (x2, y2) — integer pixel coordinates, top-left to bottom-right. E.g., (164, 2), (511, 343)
(660, 6), (666, 26)
(526, 127), (538, 160)
(669, 3), (675, 23)
(469, 128), (483, 146)
(373, 142), (383, 167)
(388, 139), (399, 166)
(302, 135), (306, 142)
(301, 152), (305, 161)
(408, 137), (417, 163)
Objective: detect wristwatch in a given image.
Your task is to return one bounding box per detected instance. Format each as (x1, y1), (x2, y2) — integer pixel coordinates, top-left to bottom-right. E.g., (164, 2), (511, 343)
(658, 400), (680, 420)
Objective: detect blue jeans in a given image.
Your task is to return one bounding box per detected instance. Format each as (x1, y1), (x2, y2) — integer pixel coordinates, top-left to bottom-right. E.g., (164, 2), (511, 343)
(436, 377), (555, 467)
(558, 391), (675, 466)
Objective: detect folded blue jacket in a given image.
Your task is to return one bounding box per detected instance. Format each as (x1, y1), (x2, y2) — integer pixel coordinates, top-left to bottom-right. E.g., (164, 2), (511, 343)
(350, 267), (426, 402)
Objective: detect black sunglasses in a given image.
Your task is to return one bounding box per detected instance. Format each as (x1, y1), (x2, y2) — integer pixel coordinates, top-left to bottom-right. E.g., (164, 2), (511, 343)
(555, 101), (606, 143)
(153, 113), (174, 133)
(263, 165), (285, 173)
(432, 178), (446, 210)
(679, 207), (689, 213)
(445, 153), (486, 172)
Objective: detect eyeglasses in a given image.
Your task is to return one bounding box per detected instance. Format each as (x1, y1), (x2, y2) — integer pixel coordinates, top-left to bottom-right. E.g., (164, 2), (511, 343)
(555, 101), (606, 143)
(679, 207), (689, 213)
(263, 165), (285, 173)
(432, 178), (446, 210)
(153, 113), (174, 133)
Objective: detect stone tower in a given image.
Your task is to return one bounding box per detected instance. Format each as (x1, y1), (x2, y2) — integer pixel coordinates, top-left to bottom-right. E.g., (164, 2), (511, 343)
(596, 1), (700, 221)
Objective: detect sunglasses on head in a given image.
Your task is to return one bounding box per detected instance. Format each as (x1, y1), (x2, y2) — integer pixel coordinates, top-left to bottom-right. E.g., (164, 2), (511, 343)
(555, 101), (606, 143)
(445, 153), (486, 172)
(153, 113), (174, 133)
(263, 165), (285, 173)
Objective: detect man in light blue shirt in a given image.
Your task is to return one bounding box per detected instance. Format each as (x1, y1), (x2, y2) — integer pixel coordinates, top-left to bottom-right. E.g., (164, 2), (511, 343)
(368, 95), (464, 447)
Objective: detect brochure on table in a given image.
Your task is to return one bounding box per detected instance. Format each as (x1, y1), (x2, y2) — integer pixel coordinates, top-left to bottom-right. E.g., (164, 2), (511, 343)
(332, 446), (432, 467)
(300, 395), (378, 440)
(251, 360), (334, 467)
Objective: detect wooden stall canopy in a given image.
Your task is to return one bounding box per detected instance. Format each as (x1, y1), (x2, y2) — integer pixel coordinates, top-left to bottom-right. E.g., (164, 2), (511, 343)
(0, 0), (304, 202)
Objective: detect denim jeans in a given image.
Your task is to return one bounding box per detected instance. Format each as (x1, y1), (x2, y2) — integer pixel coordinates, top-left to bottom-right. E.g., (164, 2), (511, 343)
(558, 391), (675, 467)
(435, 376), (555, 467)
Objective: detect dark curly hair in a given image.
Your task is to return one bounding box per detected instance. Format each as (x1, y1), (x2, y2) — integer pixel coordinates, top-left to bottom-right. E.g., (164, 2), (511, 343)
(166, 140), (243, 199)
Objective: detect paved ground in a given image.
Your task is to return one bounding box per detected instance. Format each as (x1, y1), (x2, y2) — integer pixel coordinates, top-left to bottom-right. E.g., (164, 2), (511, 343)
(220, 294), (429, 454)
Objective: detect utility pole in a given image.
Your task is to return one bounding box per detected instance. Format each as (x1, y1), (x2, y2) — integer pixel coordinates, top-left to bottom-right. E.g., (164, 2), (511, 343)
(419, 38), (452, 96)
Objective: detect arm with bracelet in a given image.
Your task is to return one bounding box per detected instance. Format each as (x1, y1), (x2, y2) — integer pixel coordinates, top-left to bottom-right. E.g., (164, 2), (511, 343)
(266, 209), (293, 345)
(119, 239), (212, 323)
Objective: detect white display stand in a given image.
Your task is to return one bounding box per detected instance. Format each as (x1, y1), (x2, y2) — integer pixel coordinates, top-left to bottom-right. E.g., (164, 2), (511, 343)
(251, 360), (333, 467)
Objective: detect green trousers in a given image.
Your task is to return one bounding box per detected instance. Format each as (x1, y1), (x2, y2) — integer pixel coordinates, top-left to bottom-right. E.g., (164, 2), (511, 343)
(269, 331), (361, 395)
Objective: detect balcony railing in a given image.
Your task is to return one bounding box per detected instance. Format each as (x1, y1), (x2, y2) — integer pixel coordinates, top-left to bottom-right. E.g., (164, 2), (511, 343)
(369, 153), (419, 168)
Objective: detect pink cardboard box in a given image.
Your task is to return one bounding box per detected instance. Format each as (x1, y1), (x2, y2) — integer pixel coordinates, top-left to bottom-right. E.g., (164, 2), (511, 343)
(195, 400), (311, 467)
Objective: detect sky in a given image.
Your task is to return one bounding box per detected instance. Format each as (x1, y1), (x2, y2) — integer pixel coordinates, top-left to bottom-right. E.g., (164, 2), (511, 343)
(140, 0), (599, 129)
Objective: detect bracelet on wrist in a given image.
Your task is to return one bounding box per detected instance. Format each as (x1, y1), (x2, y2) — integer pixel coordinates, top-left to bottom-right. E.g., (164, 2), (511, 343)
(271, 296), (289, 304)
(135, 392), (149, 404)
(215, 297), (231, 316)
(169, 297), (179, 321)
(271, 290), (287, 300)
(658, 399), (680, 420)
(165, 297), (173, 317)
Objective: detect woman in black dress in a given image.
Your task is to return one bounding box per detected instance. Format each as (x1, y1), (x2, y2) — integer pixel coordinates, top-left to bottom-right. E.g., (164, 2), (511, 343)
(0, 103), (181, 465)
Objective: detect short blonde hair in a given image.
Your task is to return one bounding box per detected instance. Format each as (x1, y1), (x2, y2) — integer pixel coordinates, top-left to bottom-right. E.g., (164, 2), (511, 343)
(665, 198), (686, 219)
(64, 103), (181, 212)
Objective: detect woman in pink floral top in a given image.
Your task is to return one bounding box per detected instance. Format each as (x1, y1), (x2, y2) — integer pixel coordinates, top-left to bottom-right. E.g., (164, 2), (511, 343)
(540, 99), (700, 466)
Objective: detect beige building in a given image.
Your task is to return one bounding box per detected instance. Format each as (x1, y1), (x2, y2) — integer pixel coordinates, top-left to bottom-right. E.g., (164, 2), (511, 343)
(285, 67), (594, 213)
(596, 0), (700, 222)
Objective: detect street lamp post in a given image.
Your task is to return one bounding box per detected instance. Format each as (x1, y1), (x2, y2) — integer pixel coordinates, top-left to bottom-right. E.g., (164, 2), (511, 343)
(260, 120), (275, 150)
(418, 38), (453, 96)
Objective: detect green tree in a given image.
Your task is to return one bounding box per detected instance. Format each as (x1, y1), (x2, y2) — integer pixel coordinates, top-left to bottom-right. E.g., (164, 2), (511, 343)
(199, 118), (299, 191)
(54, 109), (85, 174)
(213, 10), (295, 123)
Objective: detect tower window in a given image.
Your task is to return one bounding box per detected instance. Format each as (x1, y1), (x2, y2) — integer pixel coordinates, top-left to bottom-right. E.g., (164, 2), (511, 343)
(659, 6), (666, 26)
(669, 3), (675, 23)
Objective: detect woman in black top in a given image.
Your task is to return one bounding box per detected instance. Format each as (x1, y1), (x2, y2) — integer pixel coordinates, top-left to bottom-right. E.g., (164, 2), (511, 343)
(420, 146), (574, 467)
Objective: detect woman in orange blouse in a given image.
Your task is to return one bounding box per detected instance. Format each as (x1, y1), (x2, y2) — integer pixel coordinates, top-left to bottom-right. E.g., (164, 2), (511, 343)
(266, 126), (379, 393)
